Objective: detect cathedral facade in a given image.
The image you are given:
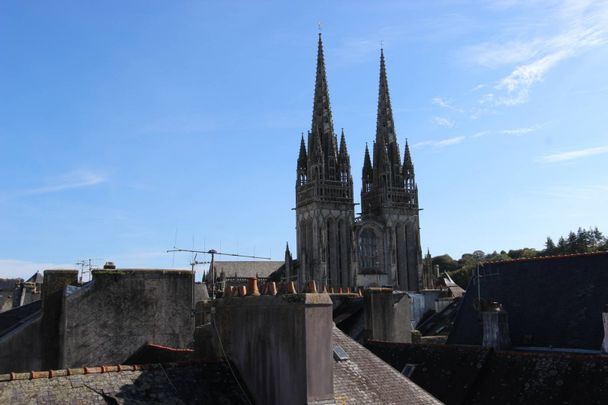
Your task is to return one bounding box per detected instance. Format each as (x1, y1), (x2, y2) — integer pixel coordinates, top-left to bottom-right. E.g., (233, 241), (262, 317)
(295, 35), (422, 291)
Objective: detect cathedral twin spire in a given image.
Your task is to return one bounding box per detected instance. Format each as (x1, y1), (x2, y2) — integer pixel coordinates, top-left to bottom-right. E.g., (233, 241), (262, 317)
(297, 35), (416, 208)
(297, 34), (352, 204)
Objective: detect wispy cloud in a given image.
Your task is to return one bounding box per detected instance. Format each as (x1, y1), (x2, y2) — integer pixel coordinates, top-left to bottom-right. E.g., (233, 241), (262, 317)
(432, 97), (463, 112)
(432, 116), (456, 128)
(22, 170), (107, 196)
(500, 125), (541, 136)
(414, 136), (465, 149)
(539, 145), (608, 163)
(464, 1), (608, 106)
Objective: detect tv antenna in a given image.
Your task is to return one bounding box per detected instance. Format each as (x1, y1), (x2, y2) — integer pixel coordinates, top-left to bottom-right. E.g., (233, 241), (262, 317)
(75, 259), (97, 283)
(167, 248), (271, 299)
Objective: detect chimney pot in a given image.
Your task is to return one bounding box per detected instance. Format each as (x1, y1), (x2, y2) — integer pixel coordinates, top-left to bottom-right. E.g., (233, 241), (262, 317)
(306, 280), (318, 293)
(247, 278), (260, 296)
(224, 284), (233, 298)
(338, 288), (343, 294)
(287, 281), (297, 294)
(238, 285), (247, 297)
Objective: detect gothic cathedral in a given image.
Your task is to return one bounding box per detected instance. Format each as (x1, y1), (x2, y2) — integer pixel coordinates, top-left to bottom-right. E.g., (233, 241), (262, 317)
(295, 34), (422, 291)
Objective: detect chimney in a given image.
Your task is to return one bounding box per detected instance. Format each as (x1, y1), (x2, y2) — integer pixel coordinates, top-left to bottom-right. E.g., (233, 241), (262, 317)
(482, 302), (511, 350)
(363, 288), (411, 343)
(602, 305), (608, 353)
(213, 290), (334, 405)
(41, 270), (79, 370)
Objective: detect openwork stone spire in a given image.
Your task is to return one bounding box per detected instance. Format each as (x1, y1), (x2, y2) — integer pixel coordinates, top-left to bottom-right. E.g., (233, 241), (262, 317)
(311, 33), (338, 162)
(373, 49), (402, 188)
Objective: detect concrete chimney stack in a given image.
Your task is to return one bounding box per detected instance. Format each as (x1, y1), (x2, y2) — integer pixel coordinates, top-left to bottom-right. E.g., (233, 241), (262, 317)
(602, 305), (608, 353)
(363, 288), (411, 343)
(213, 290), (334, 405)
(482, 302), (511, 350)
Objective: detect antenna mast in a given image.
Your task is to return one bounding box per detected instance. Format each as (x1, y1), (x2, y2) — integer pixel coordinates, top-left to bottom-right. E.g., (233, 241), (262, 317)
(167, 248), (271, 300)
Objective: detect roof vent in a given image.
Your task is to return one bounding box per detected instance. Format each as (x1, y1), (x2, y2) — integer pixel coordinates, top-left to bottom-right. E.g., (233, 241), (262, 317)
(333, 345), (349, 361)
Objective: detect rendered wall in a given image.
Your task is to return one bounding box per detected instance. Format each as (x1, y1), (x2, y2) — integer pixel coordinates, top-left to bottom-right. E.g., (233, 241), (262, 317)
(60, 270), (193, 368)
(215, 293), (334, 405)
(364, 288), (412, 343)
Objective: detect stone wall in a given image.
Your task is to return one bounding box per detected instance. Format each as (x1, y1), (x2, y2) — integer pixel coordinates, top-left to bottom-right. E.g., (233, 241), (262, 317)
(59, 269), (193, 368)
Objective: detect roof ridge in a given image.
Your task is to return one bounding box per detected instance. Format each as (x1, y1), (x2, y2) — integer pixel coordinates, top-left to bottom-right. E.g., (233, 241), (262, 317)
(0, 358), (227, 382)
(483, 250), (608, 265)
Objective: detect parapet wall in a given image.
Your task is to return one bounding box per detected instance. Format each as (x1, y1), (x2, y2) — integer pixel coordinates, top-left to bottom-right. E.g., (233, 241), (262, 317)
(60, 270), (193, 368)
(214, 283), (334, 405)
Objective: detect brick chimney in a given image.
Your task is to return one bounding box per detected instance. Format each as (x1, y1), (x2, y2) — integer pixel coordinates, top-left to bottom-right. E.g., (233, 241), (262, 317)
(213, 290), (334, 405)
(482, 302), (511, 350)
(602, 305), (608, 353)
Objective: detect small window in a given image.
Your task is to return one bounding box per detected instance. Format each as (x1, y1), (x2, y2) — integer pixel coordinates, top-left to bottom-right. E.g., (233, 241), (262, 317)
(333, 345), (349, 361)
(401, 363), (416, 378)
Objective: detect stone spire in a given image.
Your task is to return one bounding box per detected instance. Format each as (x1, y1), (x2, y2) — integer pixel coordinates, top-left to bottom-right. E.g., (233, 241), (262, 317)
(403, 139), (416, 193)
(362, 143), (373, 180)
(297, 133), (308, 185)
(338, 128), (351, 179)
(373, 48), (402, 188)
(403, 139), (414, 176)
(311, 33), (338, 165)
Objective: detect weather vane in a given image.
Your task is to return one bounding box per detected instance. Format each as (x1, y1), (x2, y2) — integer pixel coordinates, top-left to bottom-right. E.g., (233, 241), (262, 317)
(318, 21), (322, 33)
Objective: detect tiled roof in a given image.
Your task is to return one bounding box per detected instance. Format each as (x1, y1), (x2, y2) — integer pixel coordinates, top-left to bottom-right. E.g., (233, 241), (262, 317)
(365, 340), (608, 405)
(332, 326), (441, 404)
(124, 343), (195, 365)
(447, 252), (608, 350)
(0, 361), (253, 404)
(208, 261), (284, 280)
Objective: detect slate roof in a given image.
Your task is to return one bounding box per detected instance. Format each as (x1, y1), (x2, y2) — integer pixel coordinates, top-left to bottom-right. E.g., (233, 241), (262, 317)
(332, 295), (365, 342)
(0, 278), (20, 291)
(0, 361), (253, 404)
(366, 340), (608, 405)
(208, 261), (284, 280)
(0, 300), (41, 337)
(417, 297), (461, 337)
(332, 326), (441, 404)
(25, 271), (43, 284)
(447, 252), (608, 350)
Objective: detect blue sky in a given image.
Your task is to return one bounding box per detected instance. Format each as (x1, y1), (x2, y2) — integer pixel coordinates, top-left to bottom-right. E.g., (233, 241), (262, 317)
(1, 1), (607, 279)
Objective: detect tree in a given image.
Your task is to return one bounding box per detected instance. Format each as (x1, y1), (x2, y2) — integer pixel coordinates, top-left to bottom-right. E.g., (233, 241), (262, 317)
(545, 237), (556, 254)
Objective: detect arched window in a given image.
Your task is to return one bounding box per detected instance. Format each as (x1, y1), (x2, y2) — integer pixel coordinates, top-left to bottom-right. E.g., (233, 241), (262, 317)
(359, 228), (380, 273)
